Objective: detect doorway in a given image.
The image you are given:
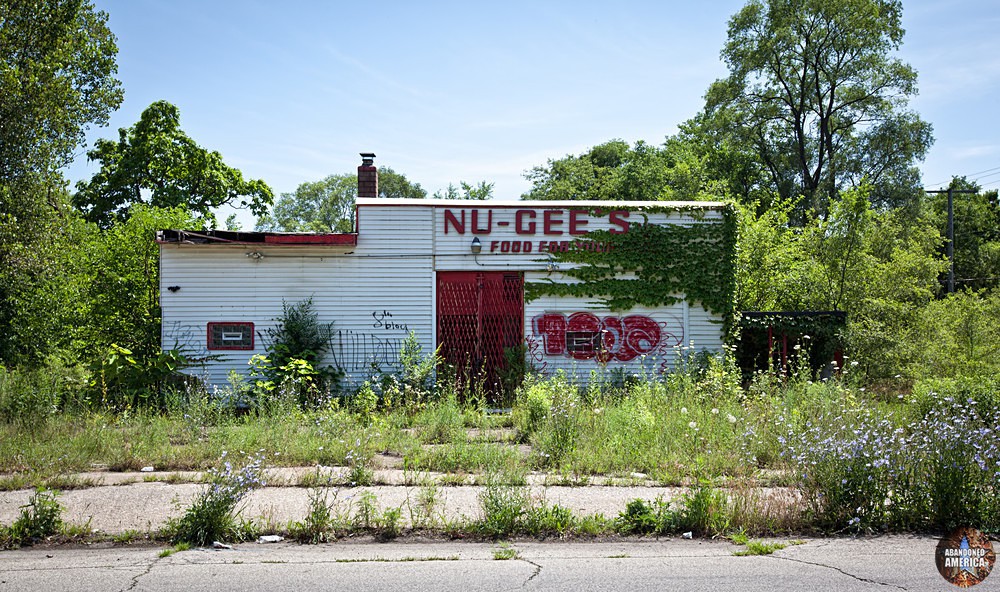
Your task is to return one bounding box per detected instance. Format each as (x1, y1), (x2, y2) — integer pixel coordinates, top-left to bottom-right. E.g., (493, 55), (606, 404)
(436, 271), (524, 401)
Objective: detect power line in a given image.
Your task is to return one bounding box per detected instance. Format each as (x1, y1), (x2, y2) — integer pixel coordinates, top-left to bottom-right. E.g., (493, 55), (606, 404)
(964, 165), (1000, 178)
(926, 164), (1000, 188)
(972, 170), (1000, 183)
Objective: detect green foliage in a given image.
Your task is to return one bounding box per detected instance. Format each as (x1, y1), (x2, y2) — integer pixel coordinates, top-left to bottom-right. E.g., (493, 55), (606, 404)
(433, 181), (495, 200)
(289, 486), (338, 543)
(3, 488), (64, 548)
(83, 205), (199, 361)
(0, 0), (123, 183)
(903, 291), (1000, 379)
(477, 475), (531, 538)
(258, 298), (343, 406)
(256, 167), (426, 232)
(733, 540), (789, 556)
(522, 139), (723, 202)
(780, 394), (1000, 532)
(398, 331), (440, 401)
(526, 205), (737, 319)
(414, 394), (465, 444)
(534, 377), (580, 467)
(0, 199), (94, 366)
(167, 452), (266, 546)
(74, 101), (273, 227)
(927, 178), (1000, 291)
(615, 488), (732, 537)
(512, 376), (552, 442)
(91, 346), (194, 411)
(697, 0), (931, 215)
(615, 497), (679, 535)
(0, 359), (87, 426)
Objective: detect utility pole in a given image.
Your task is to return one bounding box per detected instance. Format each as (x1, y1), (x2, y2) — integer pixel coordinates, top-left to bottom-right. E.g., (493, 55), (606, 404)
(926, 187), (977, 293)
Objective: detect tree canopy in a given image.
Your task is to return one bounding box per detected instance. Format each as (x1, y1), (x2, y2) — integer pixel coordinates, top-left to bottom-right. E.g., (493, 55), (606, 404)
(256, 167), (426, 232)
(433, 181), (494, 200)
(1, 0), (124, 365)
(0, 0), (123, 185)
(73, 100), (274, 227)
(692, 0), (932, 216)
(522, 139), (722, 201)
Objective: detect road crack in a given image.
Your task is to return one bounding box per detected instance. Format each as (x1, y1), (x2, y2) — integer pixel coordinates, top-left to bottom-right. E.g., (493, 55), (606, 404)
(519, 558), (542, 588)
(769, 555), (908, 590)
(123, 553), (165, 592)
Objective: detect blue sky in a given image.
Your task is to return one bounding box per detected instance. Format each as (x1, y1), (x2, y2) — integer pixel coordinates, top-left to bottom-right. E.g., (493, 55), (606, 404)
(66, 1), (1000, 226)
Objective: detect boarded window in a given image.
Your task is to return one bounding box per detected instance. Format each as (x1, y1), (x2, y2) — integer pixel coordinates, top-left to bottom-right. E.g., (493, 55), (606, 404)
(207, 322), (254, 350)
(566, 331), (600, 355)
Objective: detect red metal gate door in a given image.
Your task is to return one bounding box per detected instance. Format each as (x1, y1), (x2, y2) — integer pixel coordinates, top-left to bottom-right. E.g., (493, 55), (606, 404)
(436, 271), (524, 395)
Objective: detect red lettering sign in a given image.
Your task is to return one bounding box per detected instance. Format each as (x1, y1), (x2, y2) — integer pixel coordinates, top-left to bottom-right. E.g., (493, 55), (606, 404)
(569, 210), (588, 235)
(515, 210), (536, 234)
(444, 210), (465, 234)
(543, 210), (563, 235)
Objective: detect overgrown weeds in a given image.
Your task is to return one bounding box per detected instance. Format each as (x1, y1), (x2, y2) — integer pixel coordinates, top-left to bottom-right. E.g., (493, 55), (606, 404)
(166, 451), (266, 546)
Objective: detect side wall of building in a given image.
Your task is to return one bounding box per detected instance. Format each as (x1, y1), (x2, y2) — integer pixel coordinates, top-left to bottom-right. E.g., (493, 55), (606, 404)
(160, 206), (435, 388)
(160, 202), (728, 390)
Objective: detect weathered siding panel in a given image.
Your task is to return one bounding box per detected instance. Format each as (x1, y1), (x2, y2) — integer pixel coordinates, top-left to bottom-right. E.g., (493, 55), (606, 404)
(161, 206), (435, 388)
(161, 200), (728, 390)
(523, 279), (693, 379)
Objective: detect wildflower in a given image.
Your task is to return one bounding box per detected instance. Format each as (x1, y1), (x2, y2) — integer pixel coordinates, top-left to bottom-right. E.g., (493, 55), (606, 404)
(726, 413), (737, 424)
(711, 408), (719, 415)
(688, 421), (697, 429)
(681, 407), (688, 415)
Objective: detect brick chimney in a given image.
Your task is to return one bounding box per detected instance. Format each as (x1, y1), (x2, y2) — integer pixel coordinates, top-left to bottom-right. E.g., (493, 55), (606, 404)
(358, 152), (378, 198)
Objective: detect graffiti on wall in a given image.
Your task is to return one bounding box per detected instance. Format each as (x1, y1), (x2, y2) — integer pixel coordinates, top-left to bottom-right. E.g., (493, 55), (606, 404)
(163, 321), (200, 351)
(529, 312), (683, 370)
(331, 310), (412, 372)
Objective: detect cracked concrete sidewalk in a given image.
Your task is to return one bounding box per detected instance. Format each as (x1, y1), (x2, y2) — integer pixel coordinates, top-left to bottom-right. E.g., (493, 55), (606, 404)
(0, 466), (800, 536)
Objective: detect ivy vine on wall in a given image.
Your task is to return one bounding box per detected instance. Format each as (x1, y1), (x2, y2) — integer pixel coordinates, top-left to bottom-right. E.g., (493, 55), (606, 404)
(525, 204), (737, 326)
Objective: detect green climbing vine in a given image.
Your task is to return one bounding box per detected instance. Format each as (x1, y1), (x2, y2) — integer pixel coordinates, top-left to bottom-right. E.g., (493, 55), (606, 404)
(525, 204), (737, 324)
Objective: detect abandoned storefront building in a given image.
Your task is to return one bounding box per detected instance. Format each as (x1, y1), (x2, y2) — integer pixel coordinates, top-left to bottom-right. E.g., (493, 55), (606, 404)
(157, 155), (734, 391)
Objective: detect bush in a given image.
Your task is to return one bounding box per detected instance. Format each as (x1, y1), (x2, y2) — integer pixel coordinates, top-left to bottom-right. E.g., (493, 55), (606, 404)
(2, 488), (64, 547)
(780, 395), (1000, 532)
(0, 367), (61, 426)
(167, 452), (266, 546)
(512, 376), (551, 442)
(258, 298), (344, 407)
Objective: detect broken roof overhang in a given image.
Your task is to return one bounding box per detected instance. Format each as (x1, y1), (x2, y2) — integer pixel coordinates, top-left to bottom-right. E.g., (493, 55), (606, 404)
(155, 229), (357, 246)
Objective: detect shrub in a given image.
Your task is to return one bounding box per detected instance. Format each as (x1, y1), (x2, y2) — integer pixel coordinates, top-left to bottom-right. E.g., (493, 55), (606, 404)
(415, 394), (465, 444)
(258, 298), (344, 407)
(3, 488), (64, 547)
(0, 367), (61, 427)
(398, 331), (440, 402)
(615, 497), (677, 535)
(477, 467), (531, 537)
(780, 395), (1000, 532)
(167, 452), (266, 546)
(289, 486), (339, 543)
(512, 376), (551, 442)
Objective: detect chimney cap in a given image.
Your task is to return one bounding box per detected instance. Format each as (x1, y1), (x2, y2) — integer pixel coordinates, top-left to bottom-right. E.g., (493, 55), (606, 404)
(360, 152), (376, 166)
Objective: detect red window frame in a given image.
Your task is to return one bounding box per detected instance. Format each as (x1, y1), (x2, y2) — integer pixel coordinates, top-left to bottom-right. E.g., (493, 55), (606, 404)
(207, 322), (255, 351)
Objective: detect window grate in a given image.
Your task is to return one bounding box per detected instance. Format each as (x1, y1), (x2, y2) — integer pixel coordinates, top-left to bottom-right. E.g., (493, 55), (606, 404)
(207, 322), (254, 350)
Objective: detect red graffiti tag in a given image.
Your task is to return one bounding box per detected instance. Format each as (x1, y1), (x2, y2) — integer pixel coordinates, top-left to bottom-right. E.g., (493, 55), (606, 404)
(531, 312), (670, 362)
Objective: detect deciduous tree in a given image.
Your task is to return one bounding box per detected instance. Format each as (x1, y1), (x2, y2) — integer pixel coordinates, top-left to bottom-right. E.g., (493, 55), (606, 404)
(256, 167), (426, 232)
(74, 101), (274, 227)
(695, 0), (932, 216)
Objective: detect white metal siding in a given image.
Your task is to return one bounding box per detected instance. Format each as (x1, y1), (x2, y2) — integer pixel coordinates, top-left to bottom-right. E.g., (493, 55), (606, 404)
(160, 200), (726, 390)
(160, 206), (435, 389)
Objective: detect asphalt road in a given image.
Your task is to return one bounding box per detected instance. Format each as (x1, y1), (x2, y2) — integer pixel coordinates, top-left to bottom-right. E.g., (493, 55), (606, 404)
(0, 536), (965, 591)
